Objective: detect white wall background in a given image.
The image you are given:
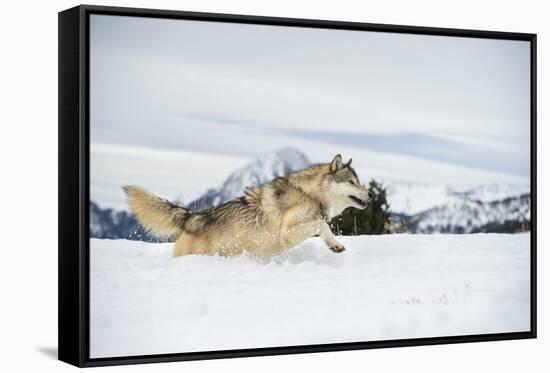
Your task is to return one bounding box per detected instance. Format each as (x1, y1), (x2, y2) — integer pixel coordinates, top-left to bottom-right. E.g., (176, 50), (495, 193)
(0, 0), (546, 371)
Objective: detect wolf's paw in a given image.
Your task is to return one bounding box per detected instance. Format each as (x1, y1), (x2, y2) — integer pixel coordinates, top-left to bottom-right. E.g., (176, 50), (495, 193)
(329, 244), (346, 253)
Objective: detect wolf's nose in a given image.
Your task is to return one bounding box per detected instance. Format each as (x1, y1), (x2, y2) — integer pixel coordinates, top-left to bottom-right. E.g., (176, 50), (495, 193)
(368, 191), (374, 199)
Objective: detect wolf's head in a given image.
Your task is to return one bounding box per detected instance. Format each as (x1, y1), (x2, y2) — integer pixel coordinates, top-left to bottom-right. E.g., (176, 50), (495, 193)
(322, 154), (373, 216)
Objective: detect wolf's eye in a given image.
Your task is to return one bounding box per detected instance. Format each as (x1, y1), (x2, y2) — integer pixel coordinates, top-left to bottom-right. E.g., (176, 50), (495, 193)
(348, 180), (355, 185)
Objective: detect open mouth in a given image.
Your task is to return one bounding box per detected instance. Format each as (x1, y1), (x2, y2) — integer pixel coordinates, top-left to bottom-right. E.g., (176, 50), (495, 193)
(349, 195), (368, 207)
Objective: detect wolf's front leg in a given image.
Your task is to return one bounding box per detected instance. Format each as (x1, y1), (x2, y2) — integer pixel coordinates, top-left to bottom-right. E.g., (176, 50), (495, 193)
(319, 222), (345, 253)
(279, 220), (323, 250)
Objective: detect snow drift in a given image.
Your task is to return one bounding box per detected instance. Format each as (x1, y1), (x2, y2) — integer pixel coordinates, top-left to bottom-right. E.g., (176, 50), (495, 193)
(90, 233), (530, 358)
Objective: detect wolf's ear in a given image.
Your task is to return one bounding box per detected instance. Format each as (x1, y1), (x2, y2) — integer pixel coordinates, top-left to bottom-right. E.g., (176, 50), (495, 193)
(345, 158), (352, 167)
(330, 154), (344, 172)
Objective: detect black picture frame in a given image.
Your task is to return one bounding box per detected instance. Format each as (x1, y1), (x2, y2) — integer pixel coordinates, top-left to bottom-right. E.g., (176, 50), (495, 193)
(58, 4), (537, 368)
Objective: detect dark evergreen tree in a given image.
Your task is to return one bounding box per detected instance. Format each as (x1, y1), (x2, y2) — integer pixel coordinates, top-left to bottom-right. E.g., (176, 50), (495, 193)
(330, 179), (391, 235)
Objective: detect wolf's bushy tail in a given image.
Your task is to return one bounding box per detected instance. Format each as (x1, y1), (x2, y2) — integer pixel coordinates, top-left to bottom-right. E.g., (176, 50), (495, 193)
(123, 185), (191, 239)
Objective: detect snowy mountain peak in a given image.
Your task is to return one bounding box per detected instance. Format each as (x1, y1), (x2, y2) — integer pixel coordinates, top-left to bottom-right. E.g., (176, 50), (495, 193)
(189, 148), (311, 210)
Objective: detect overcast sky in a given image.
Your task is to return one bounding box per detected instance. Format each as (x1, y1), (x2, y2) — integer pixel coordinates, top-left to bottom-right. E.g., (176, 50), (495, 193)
(90, 14), (531, 176)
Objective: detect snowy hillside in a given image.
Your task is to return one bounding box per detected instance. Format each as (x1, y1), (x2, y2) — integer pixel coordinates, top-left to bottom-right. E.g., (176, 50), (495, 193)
(385, 181), (451, 215)
(90, 234), (530, 358)
(187, 147), (310, 210)
(462, 183), (531, 203)
(385, 181), (531, 234)
(408, 194), (531, 234)
(386, 180), (530, 215)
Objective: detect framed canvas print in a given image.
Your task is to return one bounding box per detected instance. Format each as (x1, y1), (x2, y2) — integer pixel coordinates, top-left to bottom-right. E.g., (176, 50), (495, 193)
(58, 5), (537, 367)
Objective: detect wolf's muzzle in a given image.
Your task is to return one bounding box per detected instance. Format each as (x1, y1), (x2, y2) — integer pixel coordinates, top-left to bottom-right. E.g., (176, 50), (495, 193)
(349, 195), (369, 207)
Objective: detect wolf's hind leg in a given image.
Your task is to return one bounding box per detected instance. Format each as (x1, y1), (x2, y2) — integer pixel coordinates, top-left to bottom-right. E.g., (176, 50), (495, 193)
(173, 233), (196, 257)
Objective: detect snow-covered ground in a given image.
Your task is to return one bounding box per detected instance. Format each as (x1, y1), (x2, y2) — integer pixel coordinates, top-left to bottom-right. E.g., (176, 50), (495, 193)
(90, 233), (530, 358)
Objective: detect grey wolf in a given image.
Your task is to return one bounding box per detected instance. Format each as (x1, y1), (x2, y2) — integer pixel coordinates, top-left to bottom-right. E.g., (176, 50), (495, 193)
(124, 154), (372, 257)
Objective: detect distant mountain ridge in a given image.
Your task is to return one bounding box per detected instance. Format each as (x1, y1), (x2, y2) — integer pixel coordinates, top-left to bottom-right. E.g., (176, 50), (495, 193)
(90, 201), (160, 241)
(404, 193), (530, 234)
(89, 147), (531, 239)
